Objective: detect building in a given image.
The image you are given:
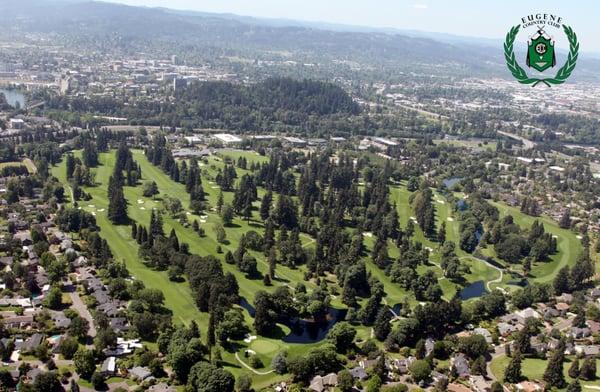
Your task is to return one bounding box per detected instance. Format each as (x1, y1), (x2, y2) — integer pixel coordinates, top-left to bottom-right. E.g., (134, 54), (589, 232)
(283, 136), (307, 147)
(9, 119), (25, 129)
(213, 133), (243, 146)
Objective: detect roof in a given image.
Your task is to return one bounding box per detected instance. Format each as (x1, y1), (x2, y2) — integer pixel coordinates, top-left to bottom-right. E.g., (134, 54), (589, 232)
(349, 366), (368, 380)
(147, 383), (176, 392)
(129, 366), (151, 380)
(213, 133), (242, 143)
(447, 382), (472, 392)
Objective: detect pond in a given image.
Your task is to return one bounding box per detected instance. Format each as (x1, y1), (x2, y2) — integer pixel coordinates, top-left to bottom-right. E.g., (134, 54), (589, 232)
(239, 297), (347, 344)
(443, 177), (463, 189)
(0, 88), (27, 108)
(282, 308), (347, 344)
(459, 280), (487, 300)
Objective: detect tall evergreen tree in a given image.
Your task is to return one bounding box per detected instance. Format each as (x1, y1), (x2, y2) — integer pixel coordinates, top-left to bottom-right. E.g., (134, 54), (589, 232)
(543, 343), (566, 388)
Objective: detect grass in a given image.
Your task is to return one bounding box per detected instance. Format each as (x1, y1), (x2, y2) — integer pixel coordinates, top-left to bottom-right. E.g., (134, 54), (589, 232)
(490, 201), (582, 283)
(490, 355), (600, 390)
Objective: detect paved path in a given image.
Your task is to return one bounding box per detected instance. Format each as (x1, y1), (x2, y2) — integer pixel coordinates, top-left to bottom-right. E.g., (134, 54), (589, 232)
(234, 352), (275, 375)
(69, 290), (97, 338)
(459, 256), (503, 292)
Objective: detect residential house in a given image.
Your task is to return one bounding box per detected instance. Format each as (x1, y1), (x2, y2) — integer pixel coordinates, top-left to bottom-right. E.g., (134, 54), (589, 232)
(349, 366), (368, 380)
(128, 366), (152, 381)
(101, 356), (117, 376)
(473, 328), (493, 344)
(309, 373), (338, 392)
(451, 353), (470, 378)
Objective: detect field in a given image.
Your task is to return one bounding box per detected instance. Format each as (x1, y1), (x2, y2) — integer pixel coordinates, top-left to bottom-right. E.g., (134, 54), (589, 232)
(51, 148), (582, 388)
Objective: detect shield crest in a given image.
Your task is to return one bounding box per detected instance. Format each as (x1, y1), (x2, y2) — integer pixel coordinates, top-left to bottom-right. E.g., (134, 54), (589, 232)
(526, 32), (556, 72)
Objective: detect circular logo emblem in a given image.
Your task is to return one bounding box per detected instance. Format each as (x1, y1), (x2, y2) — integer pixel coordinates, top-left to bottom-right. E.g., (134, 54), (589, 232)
(504, 15), (579, 87)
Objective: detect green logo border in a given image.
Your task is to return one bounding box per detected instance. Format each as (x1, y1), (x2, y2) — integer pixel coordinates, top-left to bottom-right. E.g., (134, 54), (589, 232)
(504, 24), (579, 87)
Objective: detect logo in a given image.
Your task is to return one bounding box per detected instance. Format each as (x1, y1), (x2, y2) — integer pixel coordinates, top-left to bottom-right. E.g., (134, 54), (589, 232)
(504, 14), (579, 87)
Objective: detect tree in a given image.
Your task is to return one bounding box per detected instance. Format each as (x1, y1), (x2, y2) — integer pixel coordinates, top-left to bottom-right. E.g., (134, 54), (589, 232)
(260, 191), (272, 221)
(553, 266), (571, 294)
(44, 286), (63, 309)
(91, 372), (106, 390)
(491, 382), (504, 392)
(107, 174), (128, 224)
(543, 344), (566, 388)
(142, 181), (159, 197)
(221, 204), (235, 226)
(187, 362), (235, 392)
(362, 376), (380, 392)
(559, 209), (571, 229)
(504, 350), (523, 383)
(74, 348), (96, 379)
(337, 369), (354, 392)
(235, 374), (252, 392)
(580, 356), (597, 381)
(409, 359), (431, 383)
(472, 356), (487, 377)
(567, 379), (582, 392)
(569, 357), (581, 379)
(69, 316), (90, 340)
(272, 352), (288, 374)
(326, 322), (356, 353)
(373, 307), (392, 341)
(59, 336), (79, 359)
(33, 371), (62, 392)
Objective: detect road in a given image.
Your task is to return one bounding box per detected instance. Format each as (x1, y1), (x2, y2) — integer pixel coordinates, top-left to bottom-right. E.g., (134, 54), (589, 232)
(497, 130), (536, 149)
(68, 289), (97, 338)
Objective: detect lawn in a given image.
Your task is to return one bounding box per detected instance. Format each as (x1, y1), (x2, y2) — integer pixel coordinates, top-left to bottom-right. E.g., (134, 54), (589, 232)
(490, 354), (600, 390)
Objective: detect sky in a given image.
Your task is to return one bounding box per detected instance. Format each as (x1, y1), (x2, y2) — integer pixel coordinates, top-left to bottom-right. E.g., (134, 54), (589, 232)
(106, 0), (600, 51)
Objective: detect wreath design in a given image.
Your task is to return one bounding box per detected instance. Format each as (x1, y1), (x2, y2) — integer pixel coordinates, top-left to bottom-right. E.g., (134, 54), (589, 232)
(504, 24), (578, 87)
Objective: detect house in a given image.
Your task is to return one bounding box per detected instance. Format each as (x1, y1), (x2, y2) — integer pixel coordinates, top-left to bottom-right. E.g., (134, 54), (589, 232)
(425, 338), (435, 356)
(575, 345), (600, 356)
(110, 317), (129, 333)
(517, 307), (540, 320)
(556, 293), (573, 303)
(448, 382), (472, 392)
(2, 314), (34, 328)
(101, 356), (117, 376)
(22, 333), (44, 353)
(470, 375), (491, 392)
(147, 383), (176, 392)
(309, 373), (338, 392)
(473, 328), (493, 344)
(516, 381), (544, 392)
(51, 312), (71, 329)
(390, 356), (416, 374)
(498, 322), (523, 336)
(571, 327), (591, 339)
(588, 320), (600, 334)
(349, 366), (368, 380)
(128, 366), (152, 381)
(555, 302), (570, 314)
(451, 353), (470, 378)
(13, 231), (32, 245)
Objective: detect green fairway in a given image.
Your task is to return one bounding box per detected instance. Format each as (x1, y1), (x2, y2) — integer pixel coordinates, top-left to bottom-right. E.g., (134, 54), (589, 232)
(490, 201), (582, 283)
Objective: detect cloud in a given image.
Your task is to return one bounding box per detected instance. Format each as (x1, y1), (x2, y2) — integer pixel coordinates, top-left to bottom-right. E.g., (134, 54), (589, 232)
(412, 3), (428, 9)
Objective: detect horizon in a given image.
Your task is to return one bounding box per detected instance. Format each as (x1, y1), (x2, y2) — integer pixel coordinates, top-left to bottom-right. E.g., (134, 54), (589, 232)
(102, 0), (600, 52)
